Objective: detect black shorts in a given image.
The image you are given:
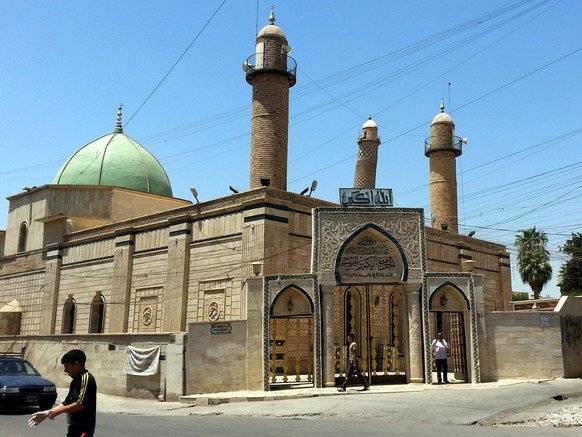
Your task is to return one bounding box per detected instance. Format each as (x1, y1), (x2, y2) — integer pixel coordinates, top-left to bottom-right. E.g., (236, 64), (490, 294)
(67, 426), (94, 437)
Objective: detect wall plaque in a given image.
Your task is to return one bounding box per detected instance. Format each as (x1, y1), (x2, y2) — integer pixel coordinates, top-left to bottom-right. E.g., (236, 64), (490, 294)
(210, 322), (232, 335)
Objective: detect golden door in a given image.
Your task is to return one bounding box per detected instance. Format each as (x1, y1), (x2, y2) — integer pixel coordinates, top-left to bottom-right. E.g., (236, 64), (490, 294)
(334, 284), (406, 384)
(269, 316), (314, 385)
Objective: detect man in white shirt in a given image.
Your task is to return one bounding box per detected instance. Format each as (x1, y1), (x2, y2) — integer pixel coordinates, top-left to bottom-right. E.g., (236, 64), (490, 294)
(431, 332), (449, 383)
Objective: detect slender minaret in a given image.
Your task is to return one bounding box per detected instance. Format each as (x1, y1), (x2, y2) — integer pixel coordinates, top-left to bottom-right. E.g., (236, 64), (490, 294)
(244, 9), (296, 191)
(353, 116), (381, 189)
(424, 101), (465, 233)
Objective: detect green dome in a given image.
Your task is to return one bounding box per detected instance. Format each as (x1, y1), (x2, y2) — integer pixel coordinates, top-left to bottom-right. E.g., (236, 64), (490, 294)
(53, 131), (173, 197)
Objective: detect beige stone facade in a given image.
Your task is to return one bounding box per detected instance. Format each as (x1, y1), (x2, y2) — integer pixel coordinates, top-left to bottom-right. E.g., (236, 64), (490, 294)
(0, 187), (519, 394)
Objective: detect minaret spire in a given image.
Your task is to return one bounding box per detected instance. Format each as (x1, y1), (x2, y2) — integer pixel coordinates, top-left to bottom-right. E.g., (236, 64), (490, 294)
(115, 104), (123, 133)
(353, 116), (381, 189)
(425, 101), (463, 233)
(269, 7), (275, 25)
(244, 10), (296, 191)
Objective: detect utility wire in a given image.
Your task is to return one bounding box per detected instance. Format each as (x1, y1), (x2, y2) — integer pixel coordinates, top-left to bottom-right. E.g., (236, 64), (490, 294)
(125, 0), (228, 127)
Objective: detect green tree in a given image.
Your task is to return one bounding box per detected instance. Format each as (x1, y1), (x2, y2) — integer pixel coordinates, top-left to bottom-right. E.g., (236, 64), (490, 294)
(515, 227), (553, 299)
(558, 232), (582, 296)
(511, 292), (529, 301)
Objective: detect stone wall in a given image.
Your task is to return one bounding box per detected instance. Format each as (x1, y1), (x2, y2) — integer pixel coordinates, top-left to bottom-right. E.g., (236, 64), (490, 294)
(0, 333), (184, 400)
(556, 296), (582, 378)
(484, 312), (564, 380)
(185, 320), (251, 394)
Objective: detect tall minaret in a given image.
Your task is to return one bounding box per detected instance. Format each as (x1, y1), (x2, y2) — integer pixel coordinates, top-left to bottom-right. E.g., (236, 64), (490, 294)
(244, 9), (296, 191)
(424, 101), (465, 233)
(353, 116), (381, 189)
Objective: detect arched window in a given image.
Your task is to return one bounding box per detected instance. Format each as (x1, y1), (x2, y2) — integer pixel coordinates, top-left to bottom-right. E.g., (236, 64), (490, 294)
(17, 222), (28, 253)
(62, 297), (76, 334)
(89, 293), (105, 333)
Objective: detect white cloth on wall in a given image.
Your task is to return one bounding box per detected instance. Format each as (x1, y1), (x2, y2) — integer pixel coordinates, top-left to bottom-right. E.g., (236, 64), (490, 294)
(124, 345), (161, 376)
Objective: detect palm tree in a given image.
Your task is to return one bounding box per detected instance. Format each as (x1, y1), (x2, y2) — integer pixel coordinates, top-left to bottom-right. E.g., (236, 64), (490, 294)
(515, 227), (553, 299)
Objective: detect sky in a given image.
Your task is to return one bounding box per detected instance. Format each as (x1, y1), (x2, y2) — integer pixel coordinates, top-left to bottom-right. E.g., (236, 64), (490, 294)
(1, 0), (580, 298)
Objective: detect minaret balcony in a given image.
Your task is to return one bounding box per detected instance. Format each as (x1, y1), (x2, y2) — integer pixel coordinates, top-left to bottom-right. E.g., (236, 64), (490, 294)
(358, 133), (381, 142)
(424, 135), (464, 156)
(244, 53), (297, 86)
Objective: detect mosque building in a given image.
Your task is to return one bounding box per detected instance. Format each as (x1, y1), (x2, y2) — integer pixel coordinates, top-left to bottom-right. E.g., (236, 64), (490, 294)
(0, 11), (579, 400)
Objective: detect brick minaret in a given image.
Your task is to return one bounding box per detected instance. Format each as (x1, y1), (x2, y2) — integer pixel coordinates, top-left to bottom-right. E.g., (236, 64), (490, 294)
(353, 116), (381, 189)
(424, 101), (464, 233)
(244, 10), (296, 191)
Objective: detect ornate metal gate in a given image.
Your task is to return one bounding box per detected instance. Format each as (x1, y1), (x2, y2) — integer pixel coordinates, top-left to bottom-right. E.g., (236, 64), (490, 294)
(334, 284), (406, 384)
(449, 313), (467, 378)
(269, 316), (314, 385)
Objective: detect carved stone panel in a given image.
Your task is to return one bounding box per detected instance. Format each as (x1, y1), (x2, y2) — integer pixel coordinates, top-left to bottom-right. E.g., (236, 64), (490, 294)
(138, 295), (158, 332)
(204, 290), (225, 322)
(313, 208), (425, 276)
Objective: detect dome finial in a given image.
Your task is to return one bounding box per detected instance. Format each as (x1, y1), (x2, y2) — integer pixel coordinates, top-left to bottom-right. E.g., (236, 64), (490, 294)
(269, 7), (275, 25)
(440, 99), (445, 113)
(115, 104), (123, 133)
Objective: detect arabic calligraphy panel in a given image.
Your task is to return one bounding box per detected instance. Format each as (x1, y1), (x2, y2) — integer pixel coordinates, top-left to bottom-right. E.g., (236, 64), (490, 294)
(337, 230), (404, 284)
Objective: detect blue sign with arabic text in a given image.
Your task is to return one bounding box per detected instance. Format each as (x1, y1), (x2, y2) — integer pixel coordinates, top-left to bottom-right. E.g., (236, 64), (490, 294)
(340, 188), (393, 207)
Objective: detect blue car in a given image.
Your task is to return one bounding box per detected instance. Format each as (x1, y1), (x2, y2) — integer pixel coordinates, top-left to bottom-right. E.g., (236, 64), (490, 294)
(0, 357), (57, 410)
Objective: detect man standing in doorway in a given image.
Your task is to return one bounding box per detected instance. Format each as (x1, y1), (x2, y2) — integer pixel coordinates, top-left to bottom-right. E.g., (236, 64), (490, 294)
(432, 332), (449, 383)
(338, 333), (369, 392)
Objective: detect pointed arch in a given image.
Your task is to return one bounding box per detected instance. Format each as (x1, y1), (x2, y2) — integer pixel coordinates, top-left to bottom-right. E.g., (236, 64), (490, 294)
(343, 285), (364, 341)
(62, 296), (76, 334)
(429, 281), (470, 310)
(17, 221), (28, 253)
(270, 284), (314, 316)
(89, 293), (106, 333)
(335, 223), (409, 283)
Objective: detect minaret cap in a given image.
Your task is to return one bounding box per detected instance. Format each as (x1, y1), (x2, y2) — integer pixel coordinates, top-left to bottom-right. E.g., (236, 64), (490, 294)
(269, 7), (275, 25)
(362, 115), (378, 129)
(258, 8), (286, 38)
(115, 104), (123, 133)
(431, 99), (454, 126)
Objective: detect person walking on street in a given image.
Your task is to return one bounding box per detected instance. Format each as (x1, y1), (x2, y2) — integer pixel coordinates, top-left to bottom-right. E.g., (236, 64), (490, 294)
(338, 333), (369, 392)
(432, 332), (449, 383)
(29, 349), (97, 437)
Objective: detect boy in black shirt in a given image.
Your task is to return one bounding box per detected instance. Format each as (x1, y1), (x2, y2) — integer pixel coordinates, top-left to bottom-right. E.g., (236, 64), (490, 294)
(47, 349), (97, 437)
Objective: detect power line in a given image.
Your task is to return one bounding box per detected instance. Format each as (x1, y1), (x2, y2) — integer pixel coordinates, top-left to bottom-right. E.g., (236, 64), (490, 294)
(125, 0), (228, 127)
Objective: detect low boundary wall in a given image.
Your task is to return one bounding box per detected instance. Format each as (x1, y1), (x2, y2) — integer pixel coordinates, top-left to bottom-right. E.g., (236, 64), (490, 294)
(484, 311), (564, 380)
(0, 333), (186, 401)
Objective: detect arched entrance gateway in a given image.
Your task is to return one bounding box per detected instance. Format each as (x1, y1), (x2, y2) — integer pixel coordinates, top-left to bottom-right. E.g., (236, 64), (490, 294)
(269, 285), (315, 386)
(313, 207), (428, 388)
(424, 274), (481, 384)
(264, 206), (482, 390)
(333, 226), (409, 384)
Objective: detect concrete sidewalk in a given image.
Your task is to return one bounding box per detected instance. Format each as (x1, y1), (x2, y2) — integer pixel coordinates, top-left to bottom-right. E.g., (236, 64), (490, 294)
(57, 380), (470, 414)
(58, 378), (572, 414)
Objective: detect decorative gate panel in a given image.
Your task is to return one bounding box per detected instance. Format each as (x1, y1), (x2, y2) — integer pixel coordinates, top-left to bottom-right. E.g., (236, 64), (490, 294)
(449, 313), (467, 378)
(334, 284), (406, 383)
(269, 316), (314, 385)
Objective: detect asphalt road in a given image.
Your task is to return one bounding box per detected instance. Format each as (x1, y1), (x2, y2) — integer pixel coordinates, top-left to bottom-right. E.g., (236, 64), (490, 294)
(2, 378), (581, 436)
(2, 411), (582, 437)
